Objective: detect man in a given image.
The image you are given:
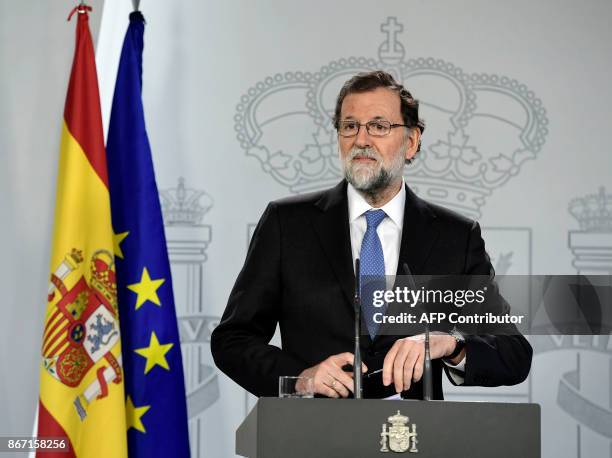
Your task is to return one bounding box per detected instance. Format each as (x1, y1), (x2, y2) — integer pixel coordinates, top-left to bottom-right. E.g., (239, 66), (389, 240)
(211, 70), (532, 399)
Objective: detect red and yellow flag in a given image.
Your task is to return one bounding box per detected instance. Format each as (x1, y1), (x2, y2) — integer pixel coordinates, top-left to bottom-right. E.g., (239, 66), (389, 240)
(37, 6), (127, 457)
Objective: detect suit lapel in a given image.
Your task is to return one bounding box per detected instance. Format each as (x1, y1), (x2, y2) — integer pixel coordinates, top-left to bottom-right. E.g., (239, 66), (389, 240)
(310, 181), (355, 307)
(397, 185), (438, 275)
(376, 185), (439, 341)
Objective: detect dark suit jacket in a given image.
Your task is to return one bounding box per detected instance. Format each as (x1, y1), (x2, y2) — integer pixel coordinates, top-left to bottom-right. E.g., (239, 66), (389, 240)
(211, 181), (532, 398)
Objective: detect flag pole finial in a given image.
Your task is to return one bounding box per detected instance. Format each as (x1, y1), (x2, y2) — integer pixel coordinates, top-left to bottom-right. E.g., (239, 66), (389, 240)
(67, 2), (92, 21)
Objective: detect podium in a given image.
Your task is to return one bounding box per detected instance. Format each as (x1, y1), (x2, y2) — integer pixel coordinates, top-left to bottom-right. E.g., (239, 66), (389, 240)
(237, 398), (540, 457)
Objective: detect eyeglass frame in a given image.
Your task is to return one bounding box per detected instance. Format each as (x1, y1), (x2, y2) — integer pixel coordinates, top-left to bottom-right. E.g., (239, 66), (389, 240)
(336, 119), (411, 138)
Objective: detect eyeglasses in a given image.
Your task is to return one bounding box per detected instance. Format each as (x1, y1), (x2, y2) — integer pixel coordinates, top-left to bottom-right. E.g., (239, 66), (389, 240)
(337, 119), (409, 138)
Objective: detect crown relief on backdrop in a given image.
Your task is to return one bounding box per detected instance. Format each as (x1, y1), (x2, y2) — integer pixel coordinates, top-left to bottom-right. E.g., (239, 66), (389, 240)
(568, 186), (612, 275)
(234, 17), (549, 219)
(160, 177), (214, 227)
(569, 187), (612, 232)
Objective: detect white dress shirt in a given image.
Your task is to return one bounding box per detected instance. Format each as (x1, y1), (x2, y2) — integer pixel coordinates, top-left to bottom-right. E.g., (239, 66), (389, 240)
(347, 181), (405, 277)
(346, 181), (466, 379)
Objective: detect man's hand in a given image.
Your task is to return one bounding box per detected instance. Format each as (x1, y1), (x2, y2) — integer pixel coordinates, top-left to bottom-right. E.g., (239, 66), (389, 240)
(297, 352), (368, 398)
(382, 333), (463, 393)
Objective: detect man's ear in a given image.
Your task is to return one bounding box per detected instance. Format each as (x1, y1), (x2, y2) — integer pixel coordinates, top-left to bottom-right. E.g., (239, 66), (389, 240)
(405, 128), (421, 161)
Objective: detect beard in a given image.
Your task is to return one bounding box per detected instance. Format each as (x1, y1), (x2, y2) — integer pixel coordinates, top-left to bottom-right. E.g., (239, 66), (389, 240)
(342, 146), (405, 197)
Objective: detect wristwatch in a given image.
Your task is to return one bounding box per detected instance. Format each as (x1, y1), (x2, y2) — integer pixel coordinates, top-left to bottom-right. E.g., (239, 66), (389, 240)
(445, 329), (466, 360)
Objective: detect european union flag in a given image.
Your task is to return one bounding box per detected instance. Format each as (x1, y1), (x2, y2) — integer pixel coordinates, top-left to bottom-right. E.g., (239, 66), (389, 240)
(107, 11), (190, 458)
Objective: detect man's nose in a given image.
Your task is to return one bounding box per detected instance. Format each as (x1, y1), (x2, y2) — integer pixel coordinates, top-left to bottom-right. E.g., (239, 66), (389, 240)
(354, 124), (371, 149)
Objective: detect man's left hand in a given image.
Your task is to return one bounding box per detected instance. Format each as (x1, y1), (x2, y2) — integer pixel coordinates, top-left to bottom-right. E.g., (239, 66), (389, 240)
(382, 333), (463, 393)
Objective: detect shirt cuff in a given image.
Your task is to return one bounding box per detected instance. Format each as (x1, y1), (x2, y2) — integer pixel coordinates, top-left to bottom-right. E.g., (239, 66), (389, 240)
(443, 354), (466, 385)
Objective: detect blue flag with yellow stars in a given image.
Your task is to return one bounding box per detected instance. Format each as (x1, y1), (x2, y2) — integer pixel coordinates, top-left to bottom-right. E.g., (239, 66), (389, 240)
(107, 11), (190, 458)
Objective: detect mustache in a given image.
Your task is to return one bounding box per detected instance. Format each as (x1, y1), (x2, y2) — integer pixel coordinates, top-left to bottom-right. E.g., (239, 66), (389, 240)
(348, 147), (380, 161)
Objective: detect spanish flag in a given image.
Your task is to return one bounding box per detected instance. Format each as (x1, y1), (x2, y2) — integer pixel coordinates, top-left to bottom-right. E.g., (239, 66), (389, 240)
(36, 5), (128, 457)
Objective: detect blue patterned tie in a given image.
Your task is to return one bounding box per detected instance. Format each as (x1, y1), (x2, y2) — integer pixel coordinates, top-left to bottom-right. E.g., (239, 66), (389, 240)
(360, 209), (387, 338)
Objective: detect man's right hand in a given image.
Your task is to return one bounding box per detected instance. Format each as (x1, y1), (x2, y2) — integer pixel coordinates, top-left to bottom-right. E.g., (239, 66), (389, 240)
(297, 352), (368, 398)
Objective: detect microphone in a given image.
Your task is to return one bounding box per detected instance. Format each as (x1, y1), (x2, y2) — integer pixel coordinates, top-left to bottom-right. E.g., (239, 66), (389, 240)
(403, 262), (432, 401)
(353, 258), (363, 399)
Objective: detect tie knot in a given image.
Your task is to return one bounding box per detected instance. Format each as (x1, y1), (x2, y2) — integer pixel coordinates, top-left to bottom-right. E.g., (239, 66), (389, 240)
(365, 209), (386, 229)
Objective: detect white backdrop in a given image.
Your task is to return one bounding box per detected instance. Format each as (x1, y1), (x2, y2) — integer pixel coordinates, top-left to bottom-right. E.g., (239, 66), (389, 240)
(1, 1), (611, 457)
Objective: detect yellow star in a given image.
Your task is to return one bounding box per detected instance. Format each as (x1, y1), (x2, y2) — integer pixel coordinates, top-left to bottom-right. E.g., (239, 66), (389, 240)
(125, 396), (150, 433)
(113, 231), (129, 259)
(127, 267), (165, 310)
(134, 331), (174, 374)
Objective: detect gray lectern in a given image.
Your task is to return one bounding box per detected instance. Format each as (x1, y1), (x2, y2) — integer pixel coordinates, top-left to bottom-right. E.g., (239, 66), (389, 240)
(236, 398), (540, 457)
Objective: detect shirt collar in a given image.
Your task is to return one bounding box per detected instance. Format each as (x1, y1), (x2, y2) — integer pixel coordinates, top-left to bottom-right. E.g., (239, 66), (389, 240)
(347, 179), (406, 229)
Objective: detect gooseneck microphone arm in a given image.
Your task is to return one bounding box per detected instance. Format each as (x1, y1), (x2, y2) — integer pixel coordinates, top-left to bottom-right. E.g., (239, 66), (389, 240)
(403, 262), (432, 401)
(353, 258), (363, 399)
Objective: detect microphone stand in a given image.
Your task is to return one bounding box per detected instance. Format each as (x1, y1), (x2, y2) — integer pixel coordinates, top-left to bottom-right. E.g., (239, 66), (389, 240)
(403, 263), (432, 401)
(353, 258), (363, 399)
(423, 323), (432, 400)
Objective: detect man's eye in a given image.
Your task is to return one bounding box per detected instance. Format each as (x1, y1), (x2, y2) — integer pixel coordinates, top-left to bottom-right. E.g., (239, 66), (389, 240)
(342, 122), (358, 130)
(371, 122), (386, 131)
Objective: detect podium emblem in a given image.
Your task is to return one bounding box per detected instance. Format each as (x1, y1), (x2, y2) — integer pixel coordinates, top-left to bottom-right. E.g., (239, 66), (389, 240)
(380, 410), (418, 453)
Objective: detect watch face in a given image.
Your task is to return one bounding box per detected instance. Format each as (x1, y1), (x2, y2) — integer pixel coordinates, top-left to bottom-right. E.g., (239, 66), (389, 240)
(448, 331), (466, 360)
(451, 330), (466, 343)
